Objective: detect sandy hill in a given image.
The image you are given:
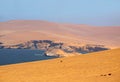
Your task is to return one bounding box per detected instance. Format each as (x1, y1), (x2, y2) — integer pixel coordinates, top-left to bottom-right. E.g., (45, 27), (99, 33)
(0, 20), (120, 48)
(45, 48), (80, 57)
(0, 48), (120, 82)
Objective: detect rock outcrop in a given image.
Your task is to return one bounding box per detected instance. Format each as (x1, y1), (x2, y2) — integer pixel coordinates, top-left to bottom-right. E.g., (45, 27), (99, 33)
(0, 40), (109, 57)
(44, 48), (81, 57)
(0, 42), (4, 49)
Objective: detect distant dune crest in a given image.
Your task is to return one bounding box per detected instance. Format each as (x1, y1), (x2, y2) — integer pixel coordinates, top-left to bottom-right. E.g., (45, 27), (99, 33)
(0, 20), (120, 48)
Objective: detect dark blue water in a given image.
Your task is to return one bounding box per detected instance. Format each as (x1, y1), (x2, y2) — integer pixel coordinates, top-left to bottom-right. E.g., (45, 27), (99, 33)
(0, 49), (57, 66)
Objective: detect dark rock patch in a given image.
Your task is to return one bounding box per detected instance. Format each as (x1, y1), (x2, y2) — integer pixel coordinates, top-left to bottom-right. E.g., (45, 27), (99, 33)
(60, 60), (63, 62)
(0, 40), (109, 56)
(100, 73), (112, 76)
(108, 73), (112, 76)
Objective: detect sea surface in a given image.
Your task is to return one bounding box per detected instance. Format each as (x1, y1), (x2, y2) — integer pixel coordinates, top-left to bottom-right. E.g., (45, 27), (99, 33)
(0, 49), (57, 65)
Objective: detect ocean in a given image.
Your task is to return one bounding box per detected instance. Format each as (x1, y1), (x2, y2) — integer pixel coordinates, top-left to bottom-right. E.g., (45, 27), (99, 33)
(0, 49), (57, 65)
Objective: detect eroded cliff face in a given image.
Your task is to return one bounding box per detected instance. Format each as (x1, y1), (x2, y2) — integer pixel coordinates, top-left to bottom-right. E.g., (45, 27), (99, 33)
(0, 40), (109, 57)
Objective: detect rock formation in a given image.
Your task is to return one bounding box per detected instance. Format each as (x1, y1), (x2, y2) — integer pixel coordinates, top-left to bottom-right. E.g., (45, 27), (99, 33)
(0, 40), (109, 57)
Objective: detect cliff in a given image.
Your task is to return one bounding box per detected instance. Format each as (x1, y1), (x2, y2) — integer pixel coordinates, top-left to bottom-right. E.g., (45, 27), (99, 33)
(0, 40), (109, 57)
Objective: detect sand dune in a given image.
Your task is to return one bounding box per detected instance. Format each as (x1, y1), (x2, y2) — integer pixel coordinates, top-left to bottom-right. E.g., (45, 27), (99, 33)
(0, 48), (120, 82)
(0, 20), (120, 48)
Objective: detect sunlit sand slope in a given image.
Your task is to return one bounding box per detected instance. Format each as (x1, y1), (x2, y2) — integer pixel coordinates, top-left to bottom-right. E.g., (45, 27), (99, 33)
(0, 20), (120, 48)
(0, 48), (120, 82)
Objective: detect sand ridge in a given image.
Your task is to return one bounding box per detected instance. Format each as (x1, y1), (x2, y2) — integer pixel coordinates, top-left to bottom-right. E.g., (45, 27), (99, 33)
(0, 20), (120, 48)
(0, 48), (120, 82)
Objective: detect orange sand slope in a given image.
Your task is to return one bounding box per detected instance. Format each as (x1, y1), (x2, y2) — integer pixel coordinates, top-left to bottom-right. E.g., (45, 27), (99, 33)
(0, 20), (120, 48)
(0, 48), (120, 82)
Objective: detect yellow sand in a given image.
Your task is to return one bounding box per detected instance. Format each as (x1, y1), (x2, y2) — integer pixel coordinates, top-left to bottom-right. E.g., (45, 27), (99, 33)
(0, 48), (120, 82)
